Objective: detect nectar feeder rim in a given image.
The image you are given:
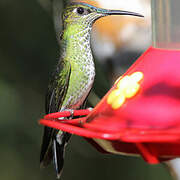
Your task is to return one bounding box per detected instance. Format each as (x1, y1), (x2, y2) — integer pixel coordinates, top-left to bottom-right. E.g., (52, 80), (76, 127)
(40, 117), (180, 143)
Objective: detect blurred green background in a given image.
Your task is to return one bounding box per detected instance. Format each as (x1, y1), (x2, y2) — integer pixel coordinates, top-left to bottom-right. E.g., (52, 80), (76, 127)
(0, 0), (173, 179)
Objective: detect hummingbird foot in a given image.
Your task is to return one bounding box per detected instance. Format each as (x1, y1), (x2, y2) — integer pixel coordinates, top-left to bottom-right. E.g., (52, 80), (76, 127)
(58, 109), (75, 120)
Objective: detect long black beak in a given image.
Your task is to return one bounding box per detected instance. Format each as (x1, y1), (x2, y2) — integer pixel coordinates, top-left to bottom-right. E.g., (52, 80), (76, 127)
(98, 9), (144, 18)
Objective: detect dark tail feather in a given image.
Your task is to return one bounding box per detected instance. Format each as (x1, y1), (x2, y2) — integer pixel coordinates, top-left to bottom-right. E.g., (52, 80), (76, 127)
(40, 127), (71, 178)
(53, 132), (72, 179)
(53, 139), (65, 179)
(40, 127), (54, 167)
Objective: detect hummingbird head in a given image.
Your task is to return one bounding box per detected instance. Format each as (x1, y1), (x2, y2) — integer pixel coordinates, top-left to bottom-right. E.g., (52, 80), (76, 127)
(62, 2), (143, 28)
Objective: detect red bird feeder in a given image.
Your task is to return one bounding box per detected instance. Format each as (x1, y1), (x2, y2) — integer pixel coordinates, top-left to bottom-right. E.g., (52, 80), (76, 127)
(40, 0), (180, 164)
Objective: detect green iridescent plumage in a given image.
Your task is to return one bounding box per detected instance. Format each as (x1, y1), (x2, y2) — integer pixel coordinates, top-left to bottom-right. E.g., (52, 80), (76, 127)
(40, 2), (143, 178)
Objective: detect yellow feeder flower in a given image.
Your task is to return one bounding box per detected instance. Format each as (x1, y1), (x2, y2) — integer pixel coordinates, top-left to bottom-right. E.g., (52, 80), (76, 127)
(107, 71), (144, 110)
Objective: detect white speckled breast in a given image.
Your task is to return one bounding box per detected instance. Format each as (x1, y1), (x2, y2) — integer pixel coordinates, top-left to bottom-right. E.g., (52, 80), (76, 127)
(61, 25), (95, 110)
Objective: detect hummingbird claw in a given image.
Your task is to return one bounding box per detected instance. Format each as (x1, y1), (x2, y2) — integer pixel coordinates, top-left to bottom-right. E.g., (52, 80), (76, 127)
(57, 109), (74, 120)
(68, 109), (74, 119)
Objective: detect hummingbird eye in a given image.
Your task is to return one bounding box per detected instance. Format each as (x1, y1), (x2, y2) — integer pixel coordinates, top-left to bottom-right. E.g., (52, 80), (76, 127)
(76, 7), (91, 15)
(77, 7), (84, 14)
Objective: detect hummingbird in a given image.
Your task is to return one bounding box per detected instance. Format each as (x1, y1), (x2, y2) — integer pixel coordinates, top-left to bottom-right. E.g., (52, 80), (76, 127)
(40, 2), (143, 178)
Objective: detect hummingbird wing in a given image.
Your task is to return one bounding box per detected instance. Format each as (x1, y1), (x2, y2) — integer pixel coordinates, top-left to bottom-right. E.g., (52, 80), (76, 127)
(46, 60), (71, 113)
(40, 60), (71, 167)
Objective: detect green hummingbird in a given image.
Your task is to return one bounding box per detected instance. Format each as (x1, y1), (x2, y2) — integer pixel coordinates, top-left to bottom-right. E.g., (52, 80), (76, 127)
(40, 2), (143, 178)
